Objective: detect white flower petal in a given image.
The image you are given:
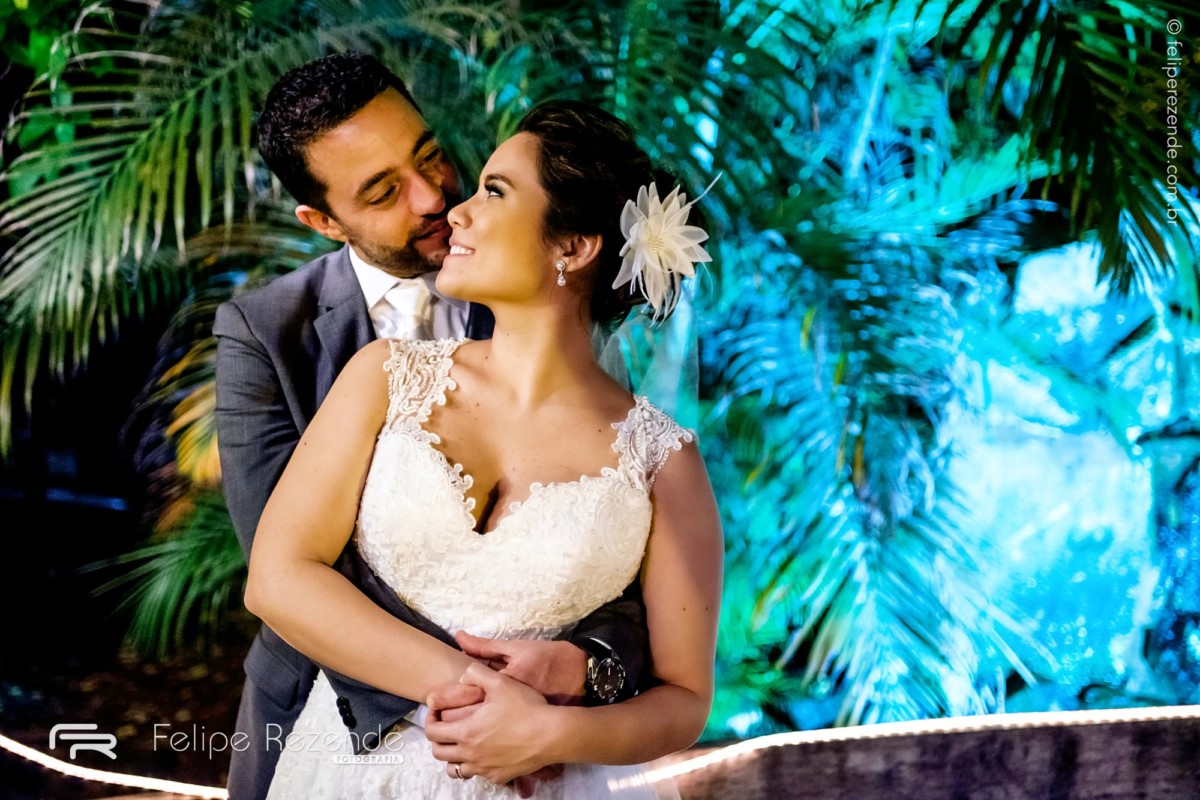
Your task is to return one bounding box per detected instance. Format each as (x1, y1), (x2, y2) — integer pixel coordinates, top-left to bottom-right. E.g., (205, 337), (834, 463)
(614, 175), (720, 320)
(620, 199), (643, 240)
(612, 253), (637, 290)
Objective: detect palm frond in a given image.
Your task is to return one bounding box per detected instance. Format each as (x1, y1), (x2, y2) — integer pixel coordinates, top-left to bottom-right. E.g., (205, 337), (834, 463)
(0, 0), (520, 451)
(124, 215), (331, 526)
(939, 0), (1200, 316)
(704, 210), (1042, 726)
(486, 0), (831, 227)
(82, 489), (245, 658)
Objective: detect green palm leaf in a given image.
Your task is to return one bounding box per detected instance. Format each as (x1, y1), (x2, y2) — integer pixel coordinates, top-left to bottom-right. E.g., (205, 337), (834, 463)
(0, 0), (520, 451)
(935, 0), (1200, 315)
(486, 0), (828, 225)
(704, 167), (1050, 725)
(82, 489), (246, 658)
(110, 216), (330, 652)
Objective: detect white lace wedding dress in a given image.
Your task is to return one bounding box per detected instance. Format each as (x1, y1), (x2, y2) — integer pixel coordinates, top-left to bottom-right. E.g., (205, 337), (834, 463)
(266, 338), (693, 799)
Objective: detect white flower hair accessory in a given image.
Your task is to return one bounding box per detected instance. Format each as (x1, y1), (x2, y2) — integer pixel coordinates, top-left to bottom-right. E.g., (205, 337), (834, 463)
(613, 177), (717, 322)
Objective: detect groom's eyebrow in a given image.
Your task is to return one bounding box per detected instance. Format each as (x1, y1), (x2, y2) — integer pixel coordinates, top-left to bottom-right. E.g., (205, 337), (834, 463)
(354, 131), (440, 199)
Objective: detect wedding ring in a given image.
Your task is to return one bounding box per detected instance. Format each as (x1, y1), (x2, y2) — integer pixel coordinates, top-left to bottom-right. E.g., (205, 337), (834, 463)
(454, 764), (464, 780)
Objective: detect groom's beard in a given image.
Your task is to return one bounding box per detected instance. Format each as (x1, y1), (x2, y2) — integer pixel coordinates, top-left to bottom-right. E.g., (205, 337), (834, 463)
(352, 234), (443, 278)
(341, 192), (461, 279)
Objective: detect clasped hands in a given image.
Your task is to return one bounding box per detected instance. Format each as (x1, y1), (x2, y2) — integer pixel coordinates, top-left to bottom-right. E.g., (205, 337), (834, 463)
(425, 631), (586, 797)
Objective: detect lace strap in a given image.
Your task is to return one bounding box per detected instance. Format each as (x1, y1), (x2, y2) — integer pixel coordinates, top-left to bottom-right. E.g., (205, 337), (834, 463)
(613, 396), (697, 492)
(382, 338), (464, 429)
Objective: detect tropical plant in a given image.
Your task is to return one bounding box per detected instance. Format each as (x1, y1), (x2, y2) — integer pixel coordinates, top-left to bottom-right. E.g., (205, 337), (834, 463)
(1, 0), (1196, 733)
(702, 184), (1054, 730)
(697, 0), (1198, 730)
(0, 0), (81, 182)
(81, 489), (246, 658)
(939, 0), (1200, 310)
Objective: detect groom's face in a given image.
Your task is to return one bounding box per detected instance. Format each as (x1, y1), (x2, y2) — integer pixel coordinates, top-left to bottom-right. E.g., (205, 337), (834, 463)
(297, 89), (462, 277)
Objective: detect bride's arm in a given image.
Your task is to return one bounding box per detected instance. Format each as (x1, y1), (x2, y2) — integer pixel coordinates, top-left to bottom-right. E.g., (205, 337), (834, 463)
(244, 338), (475, 699)
(426, 440), (722, 779)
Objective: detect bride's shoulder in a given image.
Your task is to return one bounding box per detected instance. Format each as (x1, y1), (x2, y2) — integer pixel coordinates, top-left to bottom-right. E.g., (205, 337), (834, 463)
(637, 403), (708, 504)
(321, 340), (392, 417)
(628, 395), (696, 442)
(613, 395), (698, 490)
(341, 338), (394, 379)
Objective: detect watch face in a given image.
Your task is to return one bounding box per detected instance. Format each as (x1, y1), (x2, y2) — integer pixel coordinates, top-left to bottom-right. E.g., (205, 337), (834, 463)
(593, 658), (625, 701)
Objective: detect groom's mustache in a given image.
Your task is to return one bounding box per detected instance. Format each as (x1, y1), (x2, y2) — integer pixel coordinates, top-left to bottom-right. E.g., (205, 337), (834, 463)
(411, 218), (452, 244)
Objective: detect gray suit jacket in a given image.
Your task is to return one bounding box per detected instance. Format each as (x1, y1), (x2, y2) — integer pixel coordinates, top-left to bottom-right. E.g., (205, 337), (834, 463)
(214, 245), (647, 755)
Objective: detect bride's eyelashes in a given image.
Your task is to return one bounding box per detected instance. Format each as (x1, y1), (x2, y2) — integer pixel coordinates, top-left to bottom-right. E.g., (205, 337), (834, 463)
(483, 181), (504, 199)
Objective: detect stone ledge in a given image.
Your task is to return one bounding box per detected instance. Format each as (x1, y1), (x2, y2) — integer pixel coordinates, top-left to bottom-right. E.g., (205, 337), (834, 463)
(656, 713), (1200, 800)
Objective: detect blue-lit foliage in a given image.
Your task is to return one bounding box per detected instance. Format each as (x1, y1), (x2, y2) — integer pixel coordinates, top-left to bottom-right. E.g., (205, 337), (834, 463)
(1, 0), (1197, 736)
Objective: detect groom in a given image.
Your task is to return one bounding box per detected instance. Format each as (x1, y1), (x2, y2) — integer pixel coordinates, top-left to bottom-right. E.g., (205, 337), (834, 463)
(214, 52), (648, 799)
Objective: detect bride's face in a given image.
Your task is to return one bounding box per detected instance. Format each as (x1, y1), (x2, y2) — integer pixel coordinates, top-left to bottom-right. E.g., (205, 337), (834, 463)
(438, 133), (561, 306)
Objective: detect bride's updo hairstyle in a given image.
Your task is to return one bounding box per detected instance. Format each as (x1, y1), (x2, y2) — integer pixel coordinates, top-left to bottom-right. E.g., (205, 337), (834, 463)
(517, 100), (680, 328)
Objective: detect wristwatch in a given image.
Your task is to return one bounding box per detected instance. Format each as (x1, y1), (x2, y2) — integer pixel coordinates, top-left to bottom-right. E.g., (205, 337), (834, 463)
(579, 637), (626, 705)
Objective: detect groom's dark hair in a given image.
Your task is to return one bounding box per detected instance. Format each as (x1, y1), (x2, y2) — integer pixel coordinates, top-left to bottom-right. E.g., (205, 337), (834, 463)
(257, 51), (420, 212)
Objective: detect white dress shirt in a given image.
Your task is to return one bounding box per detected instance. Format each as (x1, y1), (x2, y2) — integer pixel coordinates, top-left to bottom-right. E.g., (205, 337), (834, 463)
(348, 246), (470, 340)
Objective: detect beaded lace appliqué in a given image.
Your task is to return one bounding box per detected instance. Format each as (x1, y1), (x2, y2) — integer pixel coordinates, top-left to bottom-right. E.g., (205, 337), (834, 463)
(615, 396), (697, 492)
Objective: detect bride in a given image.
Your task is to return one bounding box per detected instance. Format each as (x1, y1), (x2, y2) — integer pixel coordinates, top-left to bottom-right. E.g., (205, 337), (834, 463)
(246, 100), (723, 798)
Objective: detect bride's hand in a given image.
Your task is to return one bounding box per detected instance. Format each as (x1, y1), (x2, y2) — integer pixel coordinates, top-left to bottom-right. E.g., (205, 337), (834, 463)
(426, 680), (485, 723)
(425, 662), (558, 786)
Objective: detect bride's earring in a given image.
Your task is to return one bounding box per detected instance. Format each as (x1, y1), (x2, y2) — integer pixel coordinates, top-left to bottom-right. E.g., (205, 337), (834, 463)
(555, 259), (567, 287)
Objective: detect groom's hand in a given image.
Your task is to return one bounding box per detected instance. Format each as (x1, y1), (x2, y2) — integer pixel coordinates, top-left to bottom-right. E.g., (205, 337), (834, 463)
(455, 630), (587, 705)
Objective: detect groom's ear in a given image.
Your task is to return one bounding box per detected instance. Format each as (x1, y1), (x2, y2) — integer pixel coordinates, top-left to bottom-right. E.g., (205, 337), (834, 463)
(295, 204), (349, 243)
(558, 233), (603, 274)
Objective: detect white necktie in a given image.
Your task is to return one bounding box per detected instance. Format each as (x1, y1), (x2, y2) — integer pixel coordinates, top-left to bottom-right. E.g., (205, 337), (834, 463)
(377, 279), (433, 341)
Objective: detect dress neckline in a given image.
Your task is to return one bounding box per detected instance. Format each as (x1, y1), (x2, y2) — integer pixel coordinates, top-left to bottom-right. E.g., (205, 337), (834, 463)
(402, 338), (643, 536)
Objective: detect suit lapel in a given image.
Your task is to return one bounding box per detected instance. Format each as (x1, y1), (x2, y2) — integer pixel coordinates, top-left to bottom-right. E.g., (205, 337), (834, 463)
(310, 249), (491, 411)
(313, 246), (375, 408)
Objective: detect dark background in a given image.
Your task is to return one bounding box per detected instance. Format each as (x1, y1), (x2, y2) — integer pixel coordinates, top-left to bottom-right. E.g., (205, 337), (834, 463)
(0, 310), (248, 797)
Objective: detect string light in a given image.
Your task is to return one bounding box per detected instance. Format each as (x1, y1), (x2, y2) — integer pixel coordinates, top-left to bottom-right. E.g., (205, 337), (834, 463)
(0, 732), (227, 798)
(5, 705), (1199, 798)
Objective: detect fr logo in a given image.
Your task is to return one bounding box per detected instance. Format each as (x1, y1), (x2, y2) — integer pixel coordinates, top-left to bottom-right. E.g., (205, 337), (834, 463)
(49, 723), (117, 760)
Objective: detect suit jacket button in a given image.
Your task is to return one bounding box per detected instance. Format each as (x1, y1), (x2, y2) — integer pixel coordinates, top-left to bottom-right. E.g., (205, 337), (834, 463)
(336, 697), (350, 711)
(343, 714), (357, 730)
